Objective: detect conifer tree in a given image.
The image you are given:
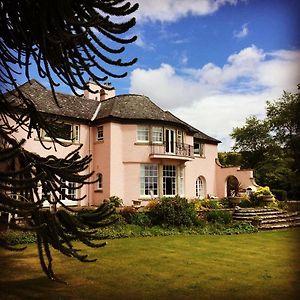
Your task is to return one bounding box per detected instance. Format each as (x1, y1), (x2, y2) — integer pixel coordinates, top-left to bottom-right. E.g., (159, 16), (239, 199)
(0, 0), (138, 280)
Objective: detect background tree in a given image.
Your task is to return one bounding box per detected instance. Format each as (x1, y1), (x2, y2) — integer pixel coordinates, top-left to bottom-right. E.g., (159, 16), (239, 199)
(230, 86), (300, 199)
(0, 0), (138, 281)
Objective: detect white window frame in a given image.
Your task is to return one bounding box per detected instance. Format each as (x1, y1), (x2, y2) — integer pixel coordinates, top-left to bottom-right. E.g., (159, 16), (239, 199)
(163, 165), (177, 196)
(96, 173), (103, 190)
(137, 126), (150, 143)
(97, 126), (104, 141)
(140, 164), (158, 198)
(41, 123), (80, 143)
(196, 176), (205, 199)
(152, 126), (163, 144)
(178, 167), (185, 197)
(60, 179), (76, 202)
(194, 142), (204, 157)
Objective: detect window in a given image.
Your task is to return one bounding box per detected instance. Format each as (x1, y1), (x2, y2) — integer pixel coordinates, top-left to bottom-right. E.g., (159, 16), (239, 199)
(194, 142), (204, 157)
(96, 173), (103, 190)
(163, 165), (176, 196)
(152, 127), (163, 143)
(97, 126), (104, 141)
(137, 126), (149, 142)
(177, 130), (184, 144)
(140, 164), (158, 197)
(196, 177), (205, 199)
(60, 179), (76, 201)
(42, 123), (79, 143)
(178, 167), (185, 197)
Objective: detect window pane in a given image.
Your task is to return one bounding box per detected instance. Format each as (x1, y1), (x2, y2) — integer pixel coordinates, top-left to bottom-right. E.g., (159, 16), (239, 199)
(163, 165), (176, 196)
(97, 126), (104, 141)
(140, 164), (158, 196)
(152, 127), (163, 143)
(137, 126), (149, 142)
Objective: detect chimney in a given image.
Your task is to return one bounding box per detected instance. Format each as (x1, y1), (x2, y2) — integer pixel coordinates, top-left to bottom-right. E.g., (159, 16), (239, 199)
(84, 80), (115, 101)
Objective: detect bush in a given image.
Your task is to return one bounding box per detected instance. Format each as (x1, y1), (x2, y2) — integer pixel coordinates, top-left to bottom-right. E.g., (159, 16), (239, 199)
(0, 230), (36, 245)
(271, 189), (288, 201)
(192, 199), (222, 210)
(250, 186), (276, 206)
(108, 196), (123, 207)
(206, 210), (232, 224)
(239, 198), (253, 208)
(119, 206), (136, 223)
(128, 212), (152, 227)
(148, 196), (199, 227)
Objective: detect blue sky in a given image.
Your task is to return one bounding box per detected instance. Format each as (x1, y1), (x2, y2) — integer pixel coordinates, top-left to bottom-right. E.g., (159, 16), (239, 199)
(15, 0), (300, 150)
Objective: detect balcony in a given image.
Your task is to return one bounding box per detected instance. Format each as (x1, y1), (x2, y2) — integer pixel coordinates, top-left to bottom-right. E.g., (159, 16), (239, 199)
(150, 142), (194, 161)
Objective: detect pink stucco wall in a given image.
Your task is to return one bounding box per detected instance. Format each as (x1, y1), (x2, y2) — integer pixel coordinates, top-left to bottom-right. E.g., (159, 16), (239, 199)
(7, 117), (256, 207)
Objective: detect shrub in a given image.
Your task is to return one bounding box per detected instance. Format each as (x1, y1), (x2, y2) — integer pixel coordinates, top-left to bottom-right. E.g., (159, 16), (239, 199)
(0, 230), (36, 245)
(148, 196), (199, 227)
(206, 210), (232, 224)
(250, 186), (276, 206)
(239, 198), (253, 208)
(108, 196), (123, 207)
(128, 212), (152, 227)
(192, 199), (222, 210)
(119, 206), (136, 223)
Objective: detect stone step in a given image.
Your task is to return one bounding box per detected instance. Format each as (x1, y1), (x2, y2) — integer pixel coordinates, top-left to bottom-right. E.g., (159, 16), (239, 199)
(233, 210), (283, 217)
(237, 208), (279, 213)
(261, 216), (300, 224)
(233, 212), (298, 221)
(259, 222), (300, 230)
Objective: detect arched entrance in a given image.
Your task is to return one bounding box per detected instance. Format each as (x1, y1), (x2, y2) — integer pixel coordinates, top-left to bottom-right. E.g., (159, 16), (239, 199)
(226, 175), (239, 197)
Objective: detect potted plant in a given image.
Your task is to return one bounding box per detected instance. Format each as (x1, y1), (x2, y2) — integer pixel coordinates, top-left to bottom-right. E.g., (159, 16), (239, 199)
(228, 180), (244, 206)
(251, 186), (275, 206)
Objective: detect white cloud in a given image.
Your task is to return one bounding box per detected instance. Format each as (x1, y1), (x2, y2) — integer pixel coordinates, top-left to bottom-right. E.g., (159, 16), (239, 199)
(129, 46), (300, 150)
(135, 0), (239, 23)
(234, 23), (249, 39)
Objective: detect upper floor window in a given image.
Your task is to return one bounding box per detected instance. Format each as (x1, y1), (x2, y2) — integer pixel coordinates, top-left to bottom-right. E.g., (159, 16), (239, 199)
(152, 127), (163, 143)
(137, 126), (149, 142)
(97, 126), (104, 141)
(177, 130), (184, 144)
(42, 123), (79, 143)
(96, 173), (103, 190)
(194, 142), (204, 157)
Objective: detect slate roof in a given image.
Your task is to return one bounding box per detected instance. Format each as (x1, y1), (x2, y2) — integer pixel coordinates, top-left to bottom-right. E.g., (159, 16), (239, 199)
(5, 80), (99, 121)
(6, 79), (220, 143)
(194, 131), (220, 144)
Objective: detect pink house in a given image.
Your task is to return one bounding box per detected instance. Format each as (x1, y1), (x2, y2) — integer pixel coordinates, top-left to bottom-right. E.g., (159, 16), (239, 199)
(8, 80), (256, 207)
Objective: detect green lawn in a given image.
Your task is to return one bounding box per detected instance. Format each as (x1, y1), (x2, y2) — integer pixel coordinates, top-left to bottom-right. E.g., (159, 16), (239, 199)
(0, 229), (299, 300)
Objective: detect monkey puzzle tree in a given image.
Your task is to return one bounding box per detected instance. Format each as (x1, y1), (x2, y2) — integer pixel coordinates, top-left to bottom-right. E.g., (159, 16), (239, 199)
(0, 0), (138, 280)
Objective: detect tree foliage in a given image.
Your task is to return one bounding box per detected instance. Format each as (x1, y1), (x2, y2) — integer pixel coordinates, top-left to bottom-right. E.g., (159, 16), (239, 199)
(230, 86), (300, 199)
(0, 0), (138, 281)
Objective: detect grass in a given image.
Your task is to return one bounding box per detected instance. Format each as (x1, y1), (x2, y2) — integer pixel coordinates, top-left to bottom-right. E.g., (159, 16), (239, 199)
(0, 229), (299, 300)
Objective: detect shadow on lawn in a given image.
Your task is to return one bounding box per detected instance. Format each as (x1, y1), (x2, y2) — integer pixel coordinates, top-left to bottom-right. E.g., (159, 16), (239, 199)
(0, 277), (71, 300)
(0, 250), (71, 299)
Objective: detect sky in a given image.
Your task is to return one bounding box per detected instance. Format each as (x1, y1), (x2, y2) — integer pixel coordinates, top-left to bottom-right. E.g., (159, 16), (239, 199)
(15, 0), (300, 151)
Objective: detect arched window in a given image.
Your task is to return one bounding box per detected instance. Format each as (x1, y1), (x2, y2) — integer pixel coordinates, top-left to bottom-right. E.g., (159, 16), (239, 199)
(196, 176), (206, 199)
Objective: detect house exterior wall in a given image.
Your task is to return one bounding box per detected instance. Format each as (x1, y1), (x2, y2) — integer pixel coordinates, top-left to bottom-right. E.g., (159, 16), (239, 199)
(10, 119), (91, 206)
(185, 143), (218, 199)
(6, 113), (256, 207)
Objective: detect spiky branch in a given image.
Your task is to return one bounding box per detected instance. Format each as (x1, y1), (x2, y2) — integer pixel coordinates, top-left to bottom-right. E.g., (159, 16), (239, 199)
(0, 0), (138, 280)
